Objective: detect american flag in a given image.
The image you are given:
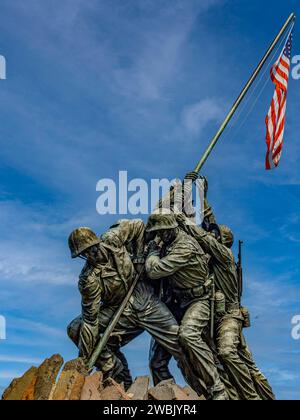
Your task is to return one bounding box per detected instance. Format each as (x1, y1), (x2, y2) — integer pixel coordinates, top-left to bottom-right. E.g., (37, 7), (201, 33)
(265, 29), (293, 170)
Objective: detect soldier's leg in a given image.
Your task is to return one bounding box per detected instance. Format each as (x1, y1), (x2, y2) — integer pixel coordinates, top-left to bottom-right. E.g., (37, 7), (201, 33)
(217, 367), (241, 400)
(67, 316), (81, 346)
(135, 300), (181, 359)
(238, 337), (275, 400)
(114, 349), (134, 391)
(205, 333), (241, 400)
(67, 312), (142, 390)
(148, 292), (184, 386)
(149, 338), (174, 385)
(178, 300), (227, 399)
(67, 315), (125, 382)
(67, 315), (99, 361)
(217, 316), (261, 400)
(98, 307), (144, 390)
(135, 296), (207, 397)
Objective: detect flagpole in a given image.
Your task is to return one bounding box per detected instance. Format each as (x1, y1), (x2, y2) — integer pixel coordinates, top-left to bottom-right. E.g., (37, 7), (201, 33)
(194, 13), (296, 174)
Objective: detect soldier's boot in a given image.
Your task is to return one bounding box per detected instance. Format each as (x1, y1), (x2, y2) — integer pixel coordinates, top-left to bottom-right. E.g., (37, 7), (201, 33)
(218, 350), (261, 400)
(150, 362), (174, 386)
(208, 378), (229, 401)
(211, 388), (229, 400)
(217, 319), (261, 400)
(96, 349), (133, 391)
(149, 340), (174, 386)
(95, 350), (123, 383)
(238, 341), (275, 400)
(114, 350), (133, 391)
(113, 368), (133, 391)
(218, 367), (241, 400)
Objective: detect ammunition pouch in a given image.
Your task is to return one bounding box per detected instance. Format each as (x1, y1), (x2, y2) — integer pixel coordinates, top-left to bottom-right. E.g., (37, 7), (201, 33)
(191, 276), (214, 298)
(191, 285), (206, 298)
(226, 303), (240, 312)
(215, 291), (226, 316)
(241, 306), (251, 328)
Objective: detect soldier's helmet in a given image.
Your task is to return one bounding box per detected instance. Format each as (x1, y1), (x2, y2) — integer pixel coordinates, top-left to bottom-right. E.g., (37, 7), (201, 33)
(68, 227), (100, 259)
(146, 210), (178, 233)
(209, 223), (234, 248)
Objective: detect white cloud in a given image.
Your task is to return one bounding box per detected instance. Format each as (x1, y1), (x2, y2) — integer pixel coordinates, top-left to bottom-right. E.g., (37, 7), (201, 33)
(10, 318), (66, 340)
(0, 355), (42, 364)
(265, 368), (299, 383)
(0, 199), (107, 285)
(2, 316), (71, 349)
(182, 98), (225, 136)
(0, 0), (229, 199)
(245, 269), (300, 315)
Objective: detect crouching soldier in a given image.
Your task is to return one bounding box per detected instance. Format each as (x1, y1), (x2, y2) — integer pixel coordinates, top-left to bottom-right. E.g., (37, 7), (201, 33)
(67, 219), (201, 392)
(145, 211), (228, 400)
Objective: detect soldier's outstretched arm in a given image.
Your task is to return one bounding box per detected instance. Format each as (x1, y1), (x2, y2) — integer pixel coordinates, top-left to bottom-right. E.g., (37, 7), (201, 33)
(198, 176), (216, 226)
(203, 197), (217, 225)
(185, 223), (232, 266)
(102, 219), (145, 255)
(146, 244), (192, 280)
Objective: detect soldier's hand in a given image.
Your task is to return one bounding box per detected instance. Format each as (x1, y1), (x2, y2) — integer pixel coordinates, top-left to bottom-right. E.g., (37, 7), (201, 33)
(144, 230), (156, 245)
(202, 218), (210, 232)
(175, 213), (186, 227)
(146, 240), (161, 258)
(184, 171), (199, 182)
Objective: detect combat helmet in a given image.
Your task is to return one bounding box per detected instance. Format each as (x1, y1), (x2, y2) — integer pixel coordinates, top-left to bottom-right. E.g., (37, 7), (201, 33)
(146, 209), (178, 233)
(68, 227), (100, 259)
(209, 223), (234, 249)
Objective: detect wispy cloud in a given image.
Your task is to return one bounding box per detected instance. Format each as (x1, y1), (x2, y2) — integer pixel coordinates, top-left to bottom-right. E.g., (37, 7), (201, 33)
(182, 98), (226, 136)
(265, 368), (299, 383)
(0, 370), (26, 380)
(0, 199), (109, 286)
(10, 318), (66, 340)
(0, 355), (42, 365)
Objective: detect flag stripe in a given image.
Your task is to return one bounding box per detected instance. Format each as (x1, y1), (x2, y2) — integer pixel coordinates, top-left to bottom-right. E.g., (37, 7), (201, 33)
(265, 29), (292, 170)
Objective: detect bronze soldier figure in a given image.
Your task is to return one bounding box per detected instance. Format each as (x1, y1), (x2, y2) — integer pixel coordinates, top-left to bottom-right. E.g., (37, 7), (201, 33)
(145, 211), (228, 400)
(148, 175), (240, 399)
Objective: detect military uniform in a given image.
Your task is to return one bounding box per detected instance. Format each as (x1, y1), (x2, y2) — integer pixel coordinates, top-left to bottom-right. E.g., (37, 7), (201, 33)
(145, 214), (226, 399)
(148, 276), (240, 400)
(148, 179), (239, 398)
(180, 198), (275, 400)
(67, 219), (198, 391)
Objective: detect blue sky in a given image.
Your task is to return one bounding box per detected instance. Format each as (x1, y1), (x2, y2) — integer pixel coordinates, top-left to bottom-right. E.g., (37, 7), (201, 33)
(0, 0), (299, 400)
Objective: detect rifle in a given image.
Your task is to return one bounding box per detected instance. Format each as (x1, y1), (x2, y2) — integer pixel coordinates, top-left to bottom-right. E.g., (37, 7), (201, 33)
(210, 279), (215, 339)
(237, 240), (243, 303)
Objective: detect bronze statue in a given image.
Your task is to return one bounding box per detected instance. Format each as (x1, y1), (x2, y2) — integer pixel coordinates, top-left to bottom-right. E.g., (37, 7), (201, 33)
(67, 219), (205, 394)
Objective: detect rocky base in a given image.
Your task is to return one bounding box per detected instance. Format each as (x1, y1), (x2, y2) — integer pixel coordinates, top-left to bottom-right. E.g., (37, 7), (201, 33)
(1, 354), (205, 401)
